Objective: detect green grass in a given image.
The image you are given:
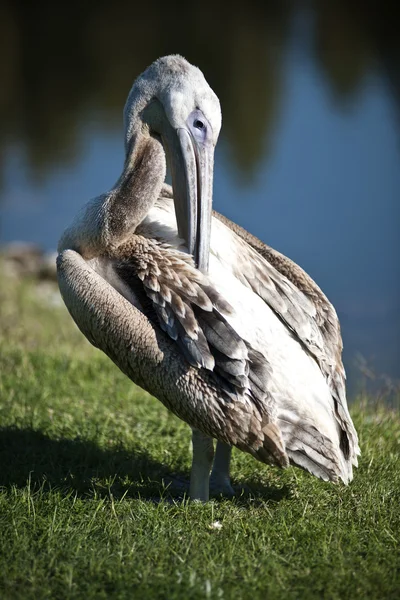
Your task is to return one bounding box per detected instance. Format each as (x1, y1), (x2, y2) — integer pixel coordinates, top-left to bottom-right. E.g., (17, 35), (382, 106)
(0, 268), (399, 599)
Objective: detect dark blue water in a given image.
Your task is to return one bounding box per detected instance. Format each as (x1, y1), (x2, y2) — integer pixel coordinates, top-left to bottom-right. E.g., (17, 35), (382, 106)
(1, 4), (399, 393)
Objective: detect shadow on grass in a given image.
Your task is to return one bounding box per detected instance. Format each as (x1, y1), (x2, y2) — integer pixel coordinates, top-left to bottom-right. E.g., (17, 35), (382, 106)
(231, 478), (291, 506)
(0, 427), (290, 504)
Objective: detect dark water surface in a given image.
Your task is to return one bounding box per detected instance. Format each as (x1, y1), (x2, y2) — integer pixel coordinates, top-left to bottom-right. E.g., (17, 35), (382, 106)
(1, 2), (399, 393)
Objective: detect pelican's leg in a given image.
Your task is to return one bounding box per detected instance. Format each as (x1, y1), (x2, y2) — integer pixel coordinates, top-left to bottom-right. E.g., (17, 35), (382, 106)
(189, 428), (214, 502)
(210, 442), (235, 497)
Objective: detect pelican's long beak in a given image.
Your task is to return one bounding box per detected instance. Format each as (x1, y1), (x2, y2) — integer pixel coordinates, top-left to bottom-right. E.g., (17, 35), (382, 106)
(168, 129), (214, 273)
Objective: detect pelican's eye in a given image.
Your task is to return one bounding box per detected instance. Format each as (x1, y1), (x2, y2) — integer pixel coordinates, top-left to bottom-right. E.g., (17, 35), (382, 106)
(187, 109), (210, 144)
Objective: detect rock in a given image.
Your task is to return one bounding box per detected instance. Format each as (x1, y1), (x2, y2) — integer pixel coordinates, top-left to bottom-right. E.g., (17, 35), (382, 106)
(0, 242), (57, 280)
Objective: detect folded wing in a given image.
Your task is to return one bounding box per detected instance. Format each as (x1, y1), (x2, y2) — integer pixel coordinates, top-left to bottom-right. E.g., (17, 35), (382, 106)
(213, 211), (360, 468)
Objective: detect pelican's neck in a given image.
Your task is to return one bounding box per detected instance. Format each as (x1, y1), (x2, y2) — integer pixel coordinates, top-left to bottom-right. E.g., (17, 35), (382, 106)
(58, 134), (166, 258)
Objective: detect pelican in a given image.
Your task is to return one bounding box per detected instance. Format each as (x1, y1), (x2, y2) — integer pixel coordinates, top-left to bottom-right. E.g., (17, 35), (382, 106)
(57, 55), (360, 501)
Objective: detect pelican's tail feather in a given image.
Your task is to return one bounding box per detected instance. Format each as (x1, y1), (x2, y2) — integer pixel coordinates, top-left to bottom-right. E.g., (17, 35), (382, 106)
(277, 408), (354, 484)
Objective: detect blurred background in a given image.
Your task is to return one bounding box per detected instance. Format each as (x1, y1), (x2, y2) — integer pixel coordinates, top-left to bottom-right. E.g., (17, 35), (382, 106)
(0, 0), (399, 395)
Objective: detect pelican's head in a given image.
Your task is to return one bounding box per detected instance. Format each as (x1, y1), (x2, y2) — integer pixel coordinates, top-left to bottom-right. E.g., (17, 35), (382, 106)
(124, 55), (222, 271)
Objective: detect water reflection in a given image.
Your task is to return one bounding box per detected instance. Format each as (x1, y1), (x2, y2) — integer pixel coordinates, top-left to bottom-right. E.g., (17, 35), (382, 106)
(1, 1), (399, 180)
(0, 0), (291, 180)
(0, 1), (399, 391)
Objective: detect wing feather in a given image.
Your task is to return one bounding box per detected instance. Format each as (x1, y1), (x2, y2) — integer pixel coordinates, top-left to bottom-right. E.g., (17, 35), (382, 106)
(213, 211), (360, 462)
(111, 235), (254, 396)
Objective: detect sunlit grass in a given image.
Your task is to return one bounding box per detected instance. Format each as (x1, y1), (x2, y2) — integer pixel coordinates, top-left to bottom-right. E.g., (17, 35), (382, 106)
(0, 268), (399, 599)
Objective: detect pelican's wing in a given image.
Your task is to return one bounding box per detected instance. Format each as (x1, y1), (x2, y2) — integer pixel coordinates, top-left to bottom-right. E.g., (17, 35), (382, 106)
(57, 249), (287, 468)
(110, 234), (272, 404)
(213, 211), (360, 462)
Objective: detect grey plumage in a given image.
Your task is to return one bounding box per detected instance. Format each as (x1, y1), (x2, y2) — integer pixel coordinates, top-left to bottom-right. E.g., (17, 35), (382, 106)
(57, 55), (359, 501)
